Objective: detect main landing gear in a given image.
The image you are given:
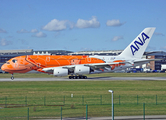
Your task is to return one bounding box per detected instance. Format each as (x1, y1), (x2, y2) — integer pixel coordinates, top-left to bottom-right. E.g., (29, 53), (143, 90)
(11, 74), (14, 80)
(69, 75), (87, 79)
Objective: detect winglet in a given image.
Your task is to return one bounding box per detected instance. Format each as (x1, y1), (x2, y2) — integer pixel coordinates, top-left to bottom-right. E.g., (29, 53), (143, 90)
(119, 28), (156, 59)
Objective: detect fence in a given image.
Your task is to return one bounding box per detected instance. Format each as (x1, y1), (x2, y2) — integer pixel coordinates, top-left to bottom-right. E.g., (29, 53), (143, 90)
(0, 95), (166, 119)
(1, 94), (166, 107)
(0, 104), (166, 120)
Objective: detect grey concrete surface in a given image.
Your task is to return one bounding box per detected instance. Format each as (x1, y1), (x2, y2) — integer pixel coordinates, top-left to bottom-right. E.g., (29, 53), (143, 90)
(38, 115), (166, 120)
(0, 77), (166, 82)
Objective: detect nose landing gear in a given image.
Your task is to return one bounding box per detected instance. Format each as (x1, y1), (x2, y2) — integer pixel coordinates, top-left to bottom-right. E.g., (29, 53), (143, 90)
(11, 74), (14, 80)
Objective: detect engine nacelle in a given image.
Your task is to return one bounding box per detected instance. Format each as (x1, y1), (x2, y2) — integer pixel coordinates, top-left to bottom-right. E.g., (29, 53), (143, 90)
(74, 65), (90, 75)
(53, 68), (68, 77)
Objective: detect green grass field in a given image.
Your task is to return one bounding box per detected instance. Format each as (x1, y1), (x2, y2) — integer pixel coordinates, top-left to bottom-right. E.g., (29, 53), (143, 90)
(0, 73), (166, 119)
(1, 80), (166, 97)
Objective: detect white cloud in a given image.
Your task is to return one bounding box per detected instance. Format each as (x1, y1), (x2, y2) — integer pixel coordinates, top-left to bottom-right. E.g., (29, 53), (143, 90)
(76, 16), (100, 28)
(30, 29), (38, 33)
(18, 39), (28, 45)
(154, 32), (165, 36)
(0, 38), (12, 46)
(112, 36), (123, 41)
(17, 29), (29, 33)
(41, 17), (100, 31)
(42, 19), (68, 31)
(0, 28), (7, 33)
(17, 29), (39, 33)
(106, 19), (125, 27)
(32, 32), (47, 38)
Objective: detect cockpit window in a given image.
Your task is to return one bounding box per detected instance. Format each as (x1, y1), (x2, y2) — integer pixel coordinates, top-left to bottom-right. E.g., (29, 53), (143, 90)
(12, 59), (17, 63)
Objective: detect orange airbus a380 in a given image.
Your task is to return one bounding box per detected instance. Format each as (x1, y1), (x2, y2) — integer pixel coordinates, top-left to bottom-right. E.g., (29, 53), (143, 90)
(1, 28), (158, 80)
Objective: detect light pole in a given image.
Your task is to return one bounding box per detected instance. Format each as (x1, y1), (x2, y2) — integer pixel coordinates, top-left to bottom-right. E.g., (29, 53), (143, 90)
(108, 90), (114, 120)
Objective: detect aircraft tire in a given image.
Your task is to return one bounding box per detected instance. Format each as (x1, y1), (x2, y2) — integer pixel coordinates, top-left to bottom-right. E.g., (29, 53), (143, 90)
(68, 75), (87, 79)
(83, 76), (87, 79)
(69, 76), (72, 79)
(79, 76), (83, 79)
(11, 76), (14, 80)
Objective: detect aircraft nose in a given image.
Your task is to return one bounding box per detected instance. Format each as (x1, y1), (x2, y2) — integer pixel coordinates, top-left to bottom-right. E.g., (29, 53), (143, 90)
(1, 64), (5, 71)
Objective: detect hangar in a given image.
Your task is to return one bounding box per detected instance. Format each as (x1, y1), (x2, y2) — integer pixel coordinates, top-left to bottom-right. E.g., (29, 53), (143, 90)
(69, 50), (122, 56)
(33, 50), (73, 55)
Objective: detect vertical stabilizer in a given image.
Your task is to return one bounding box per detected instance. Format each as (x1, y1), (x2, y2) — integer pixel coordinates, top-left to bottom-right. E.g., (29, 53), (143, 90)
(119, 28), (156, 59)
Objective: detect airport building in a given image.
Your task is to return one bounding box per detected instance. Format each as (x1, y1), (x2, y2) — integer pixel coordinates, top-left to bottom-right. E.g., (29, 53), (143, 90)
(0, 49), (166, 72)
(33, 50), (73, 55)
(145, 51), (166, 71)
(69, 50), (122, 56)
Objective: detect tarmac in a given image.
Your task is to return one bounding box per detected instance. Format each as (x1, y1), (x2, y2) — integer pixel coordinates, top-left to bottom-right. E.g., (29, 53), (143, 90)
(38, 115), (166, 120)
(0, 77), (166, 82)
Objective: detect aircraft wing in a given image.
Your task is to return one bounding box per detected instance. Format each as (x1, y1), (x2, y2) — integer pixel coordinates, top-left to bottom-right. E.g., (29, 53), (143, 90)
(84, 59), (161, 70)
(43, 62), (128, 73)
(42, 59), (160, 73)
(84, 62), (123, 70)
(42, 65), (75, 73)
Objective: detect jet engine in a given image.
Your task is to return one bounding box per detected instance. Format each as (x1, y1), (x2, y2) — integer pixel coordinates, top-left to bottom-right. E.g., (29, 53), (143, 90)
(53, 68), (68, 77)
(74, 65), (90, 75)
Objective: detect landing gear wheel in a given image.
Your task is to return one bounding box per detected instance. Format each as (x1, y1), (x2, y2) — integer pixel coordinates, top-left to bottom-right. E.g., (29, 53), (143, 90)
(68, 75), (87, 79)
(69, 76), (73, 79)
(11, 76), (14, 80)
(83, 76), (87, 79)
(79, 76), (83, 79)
(11, 74), (14, 80)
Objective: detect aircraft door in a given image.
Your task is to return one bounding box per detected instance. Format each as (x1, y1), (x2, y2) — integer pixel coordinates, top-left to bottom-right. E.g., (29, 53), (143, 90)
(86, 57), (91, 63)
(46, 57), (50, 62)
(71, 59), (80, 65)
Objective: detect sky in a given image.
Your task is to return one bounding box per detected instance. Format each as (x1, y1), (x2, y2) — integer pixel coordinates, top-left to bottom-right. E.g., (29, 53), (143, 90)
(0, 0), (166, 52)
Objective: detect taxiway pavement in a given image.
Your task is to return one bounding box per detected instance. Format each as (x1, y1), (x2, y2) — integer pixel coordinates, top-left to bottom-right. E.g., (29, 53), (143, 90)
(0, 77), (166, 81)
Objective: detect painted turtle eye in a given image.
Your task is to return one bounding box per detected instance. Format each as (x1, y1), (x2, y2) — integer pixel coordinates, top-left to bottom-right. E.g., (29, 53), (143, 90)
(12, 59), (17, 63)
